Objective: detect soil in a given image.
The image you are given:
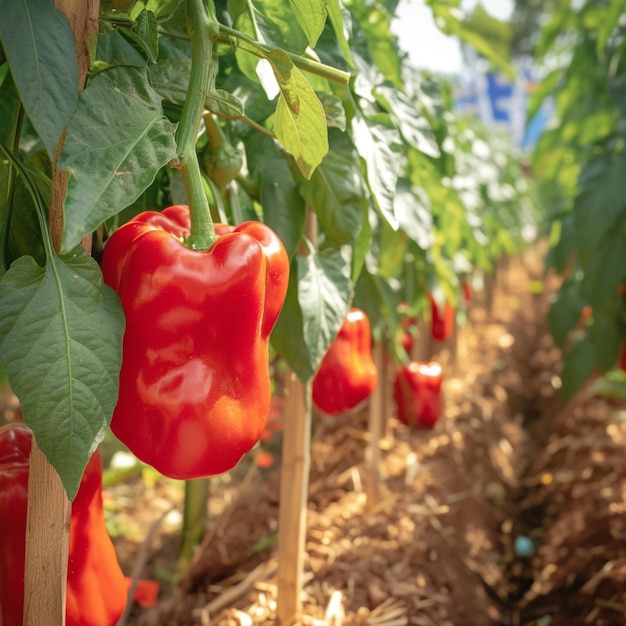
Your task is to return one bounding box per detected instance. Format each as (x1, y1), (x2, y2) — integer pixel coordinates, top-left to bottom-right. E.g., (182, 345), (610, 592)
(4, 246), (626, 625)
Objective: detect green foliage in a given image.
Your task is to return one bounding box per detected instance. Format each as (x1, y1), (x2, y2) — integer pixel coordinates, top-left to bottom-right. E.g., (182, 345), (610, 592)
(531, 0), (626, 400)
(0, 0), (536, 491)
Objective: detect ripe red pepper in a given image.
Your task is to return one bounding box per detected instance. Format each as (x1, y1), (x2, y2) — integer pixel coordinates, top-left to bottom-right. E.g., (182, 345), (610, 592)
(393, 361), (444, 428)
(312, 308), (378, 415)
(101, 205), (289, 479)
(0, 423), (127, 626)
(429, 293), (455, 341)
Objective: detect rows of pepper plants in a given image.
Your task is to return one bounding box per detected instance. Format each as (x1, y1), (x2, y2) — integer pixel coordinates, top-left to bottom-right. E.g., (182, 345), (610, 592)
(0, 0), (536, 623)
(528, 0), (626, 399)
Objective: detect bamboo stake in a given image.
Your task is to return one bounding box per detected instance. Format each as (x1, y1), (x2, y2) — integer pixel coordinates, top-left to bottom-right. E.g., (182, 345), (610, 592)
(365, 340), (385, 507)
(276, 371), (310, 625)
(24, 2), (99, 625)
(276, 210), (317, 625)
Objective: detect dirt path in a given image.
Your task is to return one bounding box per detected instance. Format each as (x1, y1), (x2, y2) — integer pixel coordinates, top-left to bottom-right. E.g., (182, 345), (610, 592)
(109, 247), (626, 626)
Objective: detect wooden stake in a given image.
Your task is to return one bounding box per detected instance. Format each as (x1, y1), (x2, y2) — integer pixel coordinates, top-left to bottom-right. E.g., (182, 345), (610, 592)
(276, 371), (310, 625)
(24, 2), (99, 625)
(276, 209), (317, 624)
(365, 340), (385, 506)
(23, 445), (71, 626)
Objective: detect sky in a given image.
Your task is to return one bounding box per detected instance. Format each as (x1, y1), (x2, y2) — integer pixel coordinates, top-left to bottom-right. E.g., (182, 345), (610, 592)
(392, 0), (514, 74)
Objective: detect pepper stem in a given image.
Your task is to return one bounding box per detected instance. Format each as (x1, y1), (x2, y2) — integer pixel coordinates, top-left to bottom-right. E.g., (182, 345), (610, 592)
(176, 0), (218, 250)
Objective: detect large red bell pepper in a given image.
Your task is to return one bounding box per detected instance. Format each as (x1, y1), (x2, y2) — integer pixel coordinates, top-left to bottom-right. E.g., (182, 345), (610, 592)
(0, 423), (127, 626)
(312, 308), (378, 415)
(101, 205), (289, 479)
(393, 361), (444, 428)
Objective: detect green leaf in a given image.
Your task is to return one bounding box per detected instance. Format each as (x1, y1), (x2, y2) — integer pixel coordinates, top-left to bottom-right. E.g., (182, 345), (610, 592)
(299, 148), (366, 243)
(272, 246), (352, 382)
(394, 180), (433, 250)
(0, 247), (124, 499)
(206, 89), (246, 120)
(246, 134), (306, 259)
(560, 336), (597, 402)
(58, 66), (178, 252)
(299, 245), (353, 374)
(319, 93), (347, 131)
(374, 86), (440, 158)
(352, 114), (402, 228)
(94, 27), (149, 71)
(573, 152), (626, 308)
(0, 0), (79, 158)
(326, 0), (355, 66)
(131, 10), (160, 63)
(353, 267), (398, 337)
(547, 280), (585, 347)
(288, 0), (327, 48)
(268, 49), (329, 178)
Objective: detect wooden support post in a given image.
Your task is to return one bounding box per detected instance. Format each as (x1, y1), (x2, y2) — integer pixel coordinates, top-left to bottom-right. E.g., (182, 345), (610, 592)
(365, 340), (385, 507)
(24, 445), (71, 626)
(276, 209), (317, 624)
(24, 2), (99, 625)
(276, 371), (310, 625)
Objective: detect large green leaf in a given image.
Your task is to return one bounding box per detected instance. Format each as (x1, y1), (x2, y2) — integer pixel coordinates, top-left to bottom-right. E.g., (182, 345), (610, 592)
(352, 113), (402, 228)
(0, 247), (124, 499)
(0, 0), (79, 158)
(272, 245), (352, 382)
(58, 66), (178, 252)
(269, 49), (329, 178)
(299, 148), (366, 244)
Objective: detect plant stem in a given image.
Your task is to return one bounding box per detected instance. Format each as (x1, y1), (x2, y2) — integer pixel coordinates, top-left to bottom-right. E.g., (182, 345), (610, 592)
(217, 24), (351, 86)
(179, 478), (210, 569)
(177, 0), (218, 250)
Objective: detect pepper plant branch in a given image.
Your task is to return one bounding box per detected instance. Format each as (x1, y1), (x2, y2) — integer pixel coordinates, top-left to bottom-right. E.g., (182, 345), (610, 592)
(176, 0), (218, 250)
(216, 25), (351, 86)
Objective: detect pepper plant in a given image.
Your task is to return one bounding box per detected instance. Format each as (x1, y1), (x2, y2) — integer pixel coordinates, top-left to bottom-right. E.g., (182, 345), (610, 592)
(0, 0), (535, 500)
(527, 0), (626, 399)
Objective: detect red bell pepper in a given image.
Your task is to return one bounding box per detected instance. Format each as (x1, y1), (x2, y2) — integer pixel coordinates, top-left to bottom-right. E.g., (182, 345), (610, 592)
(101, 205), (289, 479)
(393, 361), (444, 428)
(312, 308), (378, 415)
(0, 423), (127, 626)
(428, 292), (455, 341)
